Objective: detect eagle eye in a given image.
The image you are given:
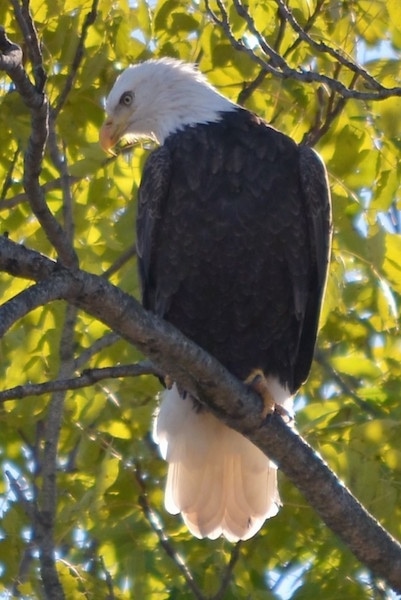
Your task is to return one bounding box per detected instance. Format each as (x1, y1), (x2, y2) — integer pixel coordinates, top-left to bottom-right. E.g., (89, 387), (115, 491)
(120, 91), (134, 106)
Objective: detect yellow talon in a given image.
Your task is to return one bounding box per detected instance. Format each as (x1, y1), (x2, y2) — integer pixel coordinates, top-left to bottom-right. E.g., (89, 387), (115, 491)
(245, 369), (275, 418)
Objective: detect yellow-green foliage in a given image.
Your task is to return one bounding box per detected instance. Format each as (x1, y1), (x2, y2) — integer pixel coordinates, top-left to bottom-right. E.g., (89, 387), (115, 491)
(0, 0), (401, 597)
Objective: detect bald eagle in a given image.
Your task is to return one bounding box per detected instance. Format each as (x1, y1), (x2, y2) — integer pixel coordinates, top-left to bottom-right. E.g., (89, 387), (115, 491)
(100, 58), (331, 542)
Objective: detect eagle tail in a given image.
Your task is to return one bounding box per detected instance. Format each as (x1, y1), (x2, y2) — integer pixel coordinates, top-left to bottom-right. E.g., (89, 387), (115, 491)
(154, 384), (290, 542)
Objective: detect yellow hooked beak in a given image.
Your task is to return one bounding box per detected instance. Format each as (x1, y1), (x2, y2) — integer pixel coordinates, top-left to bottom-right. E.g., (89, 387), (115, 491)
(99, 118), (125, 154)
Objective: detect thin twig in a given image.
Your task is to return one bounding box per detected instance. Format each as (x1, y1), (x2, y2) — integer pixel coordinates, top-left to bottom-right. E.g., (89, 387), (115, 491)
(232, 0), (288, 69)
(101, 244), (137, 279)
(0, 26), (42, 109)
(274, 0), (381, 91)
(0, 362), (162, 403)
(73, 332), (121, 369)
(5, 470), (34, 519)
(0, 176), (80, 211)
(314, 349), (384, 418)
(211, 542), (242, 600)
(204, 0), (401, 101)
(133, 460), (206, 600)
(51, 0), (99, 118)
(34, 303), (78, 600)
(0, 145), (20, 201)
(98, 555), (116, 600)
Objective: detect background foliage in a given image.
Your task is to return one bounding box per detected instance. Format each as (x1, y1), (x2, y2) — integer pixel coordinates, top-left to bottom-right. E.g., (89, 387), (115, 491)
(1, 0), (401, 598)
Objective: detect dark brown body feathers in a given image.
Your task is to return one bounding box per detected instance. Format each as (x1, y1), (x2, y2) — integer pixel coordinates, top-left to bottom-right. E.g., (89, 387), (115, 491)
(137, 108), (331, 394)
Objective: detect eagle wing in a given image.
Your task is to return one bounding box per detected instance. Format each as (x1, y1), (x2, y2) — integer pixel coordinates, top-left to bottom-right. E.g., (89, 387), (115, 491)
(291, 145), (331, 390)
(136, 146), (172, 314)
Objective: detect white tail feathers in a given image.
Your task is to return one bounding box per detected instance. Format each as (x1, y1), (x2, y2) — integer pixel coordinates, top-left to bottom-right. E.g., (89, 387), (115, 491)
(154, 384), (291, 542)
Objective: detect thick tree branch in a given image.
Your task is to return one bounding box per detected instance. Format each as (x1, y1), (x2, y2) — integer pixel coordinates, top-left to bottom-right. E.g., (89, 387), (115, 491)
(33, 303), (77, 600)
(0, 26), (41, 107)
(10, 0), (46, 92)
(0, 26), (78, 268)
(1, 236), (401, 592)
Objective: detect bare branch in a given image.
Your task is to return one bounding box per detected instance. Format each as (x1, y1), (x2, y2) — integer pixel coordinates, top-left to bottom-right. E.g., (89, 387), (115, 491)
(274, 0), (381, 91)
(0, 277), (72, 337)
(10, 0), (46, 91)
(204, 0), (401, 102)
(0, 145), (20, 201)
(98, 556), (116, 600)
(315, 349), (384, 418)
(237, 69), (267, 106)
(133, 460), (206, 600)
(232, 0), (289, 70)
(211, 542), (242, 600)
(101, 243), (137, 279)
(0, 22), (78, 268)
(0, 26), (42, 109)
(5, 470), (35, 519)
(34, 303), (78, 600)
(0, 176), (81, 212)
(51, 0), (100, 118)
(5, 470), (36, 595)
(0, 362), (163, 403)
(73, 332), (121, 369)
(0, 235), (57, 280)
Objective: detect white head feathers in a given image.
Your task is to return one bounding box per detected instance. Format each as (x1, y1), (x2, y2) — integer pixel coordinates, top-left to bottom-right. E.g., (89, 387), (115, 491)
(100, 58), (236, 149)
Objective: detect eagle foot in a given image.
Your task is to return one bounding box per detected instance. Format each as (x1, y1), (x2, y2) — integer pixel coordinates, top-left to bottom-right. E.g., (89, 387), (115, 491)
(244, 370), (292, 422)
(245, 370), (275, 419)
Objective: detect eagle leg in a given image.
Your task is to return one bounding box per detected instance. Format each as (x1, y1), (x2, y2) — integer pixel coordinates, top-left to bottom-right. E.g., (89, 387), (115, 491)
(245, 369), (292, 422)
(245, 370), (276, 418)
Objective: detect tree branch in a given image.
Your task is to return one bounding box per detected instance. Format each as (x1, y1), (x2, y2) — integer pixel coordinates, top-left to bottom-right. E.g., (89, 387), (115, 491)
(133, 460), (206, 600)
(33, 303), (77, 600)
(0, 176), (80, 212)
(10, 0), (46, 92)
(1, 236), (401, 592)
(0, 145), (20, 201)
(212, 542), (242, 600)
(51, 0), (99, 118)
(0, 362), (163, 403)
(204, 0), (401, 102)
(274, 0), (381, 91)
(0, 26), (78, 268)
(73, 331), (121, 370)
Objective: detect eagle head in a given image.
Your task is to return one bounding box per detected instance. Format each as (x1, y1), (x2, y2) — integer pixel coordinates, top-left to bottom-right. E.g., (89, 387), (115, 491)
(99, 58), (235, 151)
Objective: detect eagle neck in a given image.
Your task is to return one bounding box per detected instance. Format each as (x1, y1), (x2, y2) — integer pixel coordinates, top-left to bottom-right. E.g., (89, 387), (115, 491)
(156, 88), (237, 143)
